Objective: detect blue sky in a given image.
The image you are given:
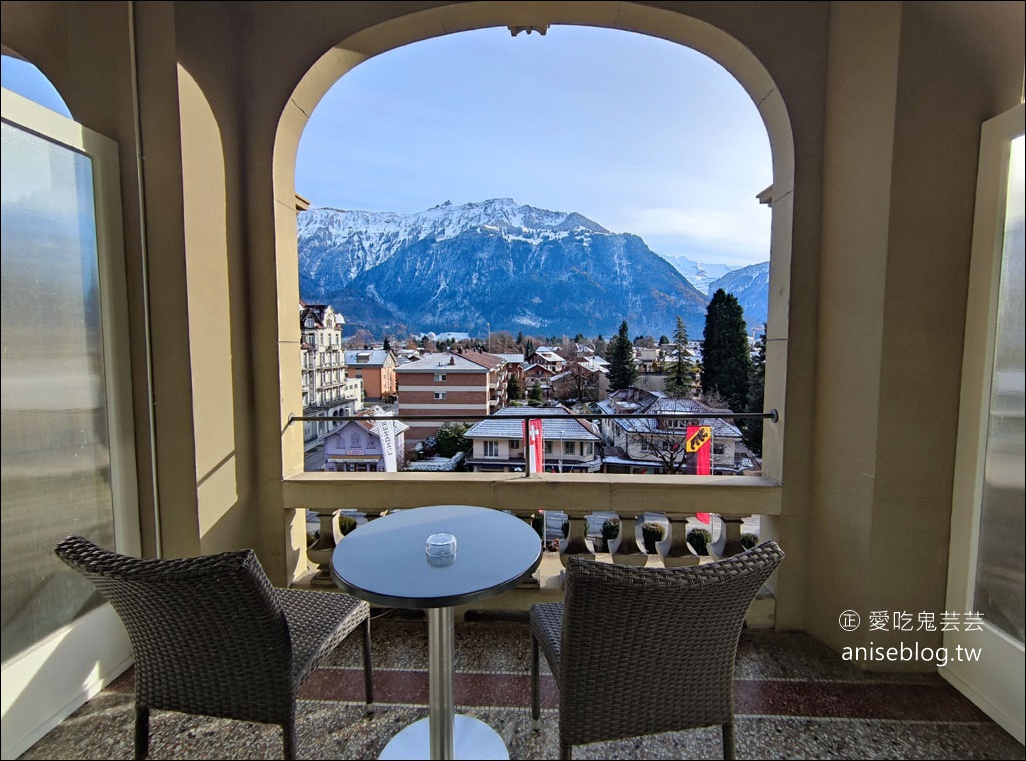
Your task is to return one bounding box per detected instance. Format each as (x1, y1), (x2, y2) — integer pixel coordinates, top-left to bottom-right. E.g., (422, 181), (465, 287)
(3, 27), (771, 266)
(1, 56), (72, 118)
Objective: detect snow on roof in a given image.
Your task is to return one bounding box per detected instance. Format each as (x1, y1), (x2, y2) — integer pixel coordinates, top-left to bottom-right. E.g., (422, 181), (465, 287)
(345, 349), (390, 367)
(465, 406), (600, 441)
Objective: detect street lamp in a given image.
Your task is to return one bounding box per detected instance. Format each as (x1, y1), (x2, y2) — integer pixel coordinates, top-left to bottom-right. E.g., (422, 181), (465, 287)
(486, 322), (491, 353)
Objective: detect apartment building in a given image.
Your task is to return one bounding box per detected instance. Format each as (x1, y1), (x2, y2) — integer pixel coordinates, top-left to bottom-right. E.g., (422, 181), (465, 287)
(395, 350), (509, 443)
(299, 302), (362, 443)
(344, 349), (397, 403)
(464, 406), (601, 473)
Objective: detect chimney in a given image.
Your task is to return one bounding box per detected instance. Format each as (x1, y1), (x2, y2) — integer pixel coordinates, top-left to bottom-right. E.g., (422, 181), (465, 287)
(449, 356), (455, 365)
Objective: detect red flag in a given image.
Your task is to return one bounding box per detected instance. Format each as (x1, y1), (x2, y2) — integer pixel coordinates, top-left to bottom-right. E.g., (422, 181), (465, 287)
(695, 512), (711, 524)
(687, 425), (712, 476)
(526, 418), (544, 473)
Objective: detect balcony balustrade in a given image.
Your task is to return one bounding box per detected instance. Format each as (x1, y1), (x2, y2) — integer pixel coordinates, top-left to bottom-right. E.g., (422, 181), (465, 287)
(299, 505), (771, 623)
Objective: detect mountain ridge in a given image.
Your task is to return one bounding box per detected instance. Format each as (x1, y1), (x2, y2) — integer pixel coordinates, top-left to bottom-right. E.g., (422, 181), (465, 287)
(298, 198), (763, 338)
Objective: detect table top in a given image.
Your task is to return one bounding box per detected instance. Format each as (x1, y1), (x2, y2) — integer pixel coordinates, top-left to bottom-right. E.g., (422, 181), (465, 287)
(330, 505), (543, 609)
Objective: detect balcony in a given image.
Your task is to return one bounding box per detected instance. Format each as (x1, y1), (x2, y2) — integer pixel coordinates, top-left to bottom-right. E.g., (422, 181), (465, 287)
(19, 614), (1022, 760)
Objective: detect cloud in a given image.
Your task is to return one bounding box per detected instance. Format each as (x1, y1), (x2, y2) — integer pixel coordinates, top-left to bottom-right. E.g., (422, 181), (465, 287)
(609, 206), (771, 254)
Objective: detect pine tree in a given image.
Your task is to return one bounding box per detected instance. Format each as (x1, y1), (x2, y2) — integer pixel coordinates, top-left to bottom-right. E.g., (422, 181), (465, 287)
(528, 379), (544, 405)
(701, 289), (751, 412)
(507, 374), (523, 401)
(663, 316), (694, 397)
(607, 320), (638, 391)
(743, 328), (767, 455)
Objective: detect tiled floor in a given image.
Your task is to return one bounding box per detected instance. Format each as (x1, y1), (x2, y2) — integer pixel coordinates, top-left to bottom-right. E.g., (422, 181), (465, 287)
(20, 612), (1025, 760)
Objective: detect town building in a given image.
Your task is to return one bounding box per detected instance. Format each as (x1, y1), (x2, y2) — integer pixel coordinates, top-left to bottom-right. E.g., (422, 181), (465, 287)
(299, 302), (363, 445)
(598, 388), (745, 475)
(395, 350), (509, 443)
(344, 349), (397, 403)
(550, 358), (609, 402)
(525, 347), (567, 372)
(464, 406), (601, 473)
(322, 407), (407, 472)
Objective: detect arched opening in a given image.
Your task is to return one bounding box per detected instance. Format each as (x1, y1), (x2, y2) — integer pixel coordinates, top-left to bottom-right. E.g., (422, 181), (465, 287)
(274, 2), (794, 482)
(271, 3), (796, 594)
(292, 25), (773, 474)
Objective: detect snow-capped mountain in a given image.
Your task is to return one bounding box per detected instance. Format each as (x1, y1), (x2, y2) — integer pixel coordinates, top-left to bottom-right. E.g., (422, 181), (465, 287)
(707, 261), (771, 328)
(298, 198), (709, 338)
(658, 253), (739, 293)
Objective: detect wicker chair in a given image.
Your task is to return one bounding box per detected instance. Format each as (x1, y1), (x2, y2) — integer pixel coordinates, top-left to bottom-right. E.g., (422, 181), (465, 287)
(54, 535), (374, 760)
(530, 540), (784, 759)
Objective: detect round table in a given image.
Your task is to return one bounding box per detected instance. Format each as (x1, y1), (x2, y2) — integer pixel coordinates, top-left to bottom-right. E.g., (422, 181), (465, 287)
(331, 505), (542, 760)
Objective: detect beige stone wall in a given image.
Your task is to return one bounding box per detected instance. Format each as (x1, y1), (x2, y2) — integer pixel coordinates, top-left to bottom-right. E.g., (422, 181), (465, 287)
(3, 2), (1023, 660)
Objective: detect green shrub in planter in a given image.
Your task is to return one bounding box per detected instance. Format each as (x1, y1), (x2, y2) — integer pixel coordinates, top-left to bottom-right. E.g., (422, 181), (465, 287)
(531, 512), (545, 539)
(741, 533), (759, 550)
(601, 518), (621, 542)
(338, 515), (358, 536)
(687, 528), (713, 556)
(642, 522), (666, 554)
(594, 517), (621, 553)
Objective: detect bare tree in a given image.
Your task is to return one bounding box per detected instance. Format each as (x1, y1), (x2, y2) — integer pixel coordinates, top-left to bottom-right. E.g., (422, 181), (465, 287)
(348, 328), (375, 347)
(625, 417), (693, 474)
(552, 363), (600, 403)
(488, 330), (517, 353)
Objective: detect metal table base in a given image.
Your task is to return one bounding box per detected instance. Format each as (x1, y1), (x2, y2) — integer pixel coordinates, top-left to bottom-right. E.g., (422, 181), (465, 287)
(379, 607), (508, 760)
(379, 714), (508, 760)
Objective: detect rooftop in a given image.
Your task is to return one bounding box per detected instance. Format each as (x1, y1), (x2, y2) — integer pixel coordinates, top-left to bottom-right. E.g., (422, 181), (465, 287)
(395, 351), (506, 373)
(596, 396), (744, 439)
(344, 350), (392, 367)
(465, 406), (600, 441)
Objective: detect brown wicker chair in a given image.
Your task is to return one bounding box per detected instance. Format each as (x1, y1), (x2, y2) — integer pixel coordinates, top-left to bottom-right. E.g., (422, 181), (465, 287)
(530, 540), (784, 759)
(54, 535), (374, 760)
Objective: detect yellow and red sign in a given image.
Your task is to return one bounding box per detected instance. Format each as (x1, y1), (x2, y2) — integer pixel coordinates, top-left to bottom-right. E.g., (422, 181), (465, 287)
(686, 425), (712, 476)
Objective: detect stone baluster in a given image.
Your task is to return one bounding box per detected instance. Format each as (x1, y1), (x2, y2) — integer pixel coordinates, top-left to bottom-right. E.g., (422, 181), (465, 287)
(661, 516), (701, 567)
(559, 515), (595, 567)
(709, 515), (746, 558)
(305, 509), (342, 586)
(611, 514), (647, 566)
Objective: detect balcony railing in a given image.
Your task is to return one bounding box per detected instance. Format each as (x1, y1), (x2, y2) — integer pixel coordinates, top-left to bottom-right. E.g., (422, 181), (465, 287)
(289, 407), (776, 477)
(301, 504), (769, 620)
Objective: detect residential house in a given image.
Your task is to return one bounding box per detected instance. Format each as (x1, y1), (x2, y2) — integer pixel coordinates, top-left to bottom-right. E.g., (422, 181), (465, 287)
(523, 363), (557, 399)
(550, 358), (609, 402)
(464, 406), (601, 473)
(2, 3), (1022, 756)
(525, 347), (567, 372)
(598, 388), (744, 475)
(395, 350), (509, 443)
(322, 407), (407, 472)
(344, 349), (397, 403)
(299, 302), (363, 444)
